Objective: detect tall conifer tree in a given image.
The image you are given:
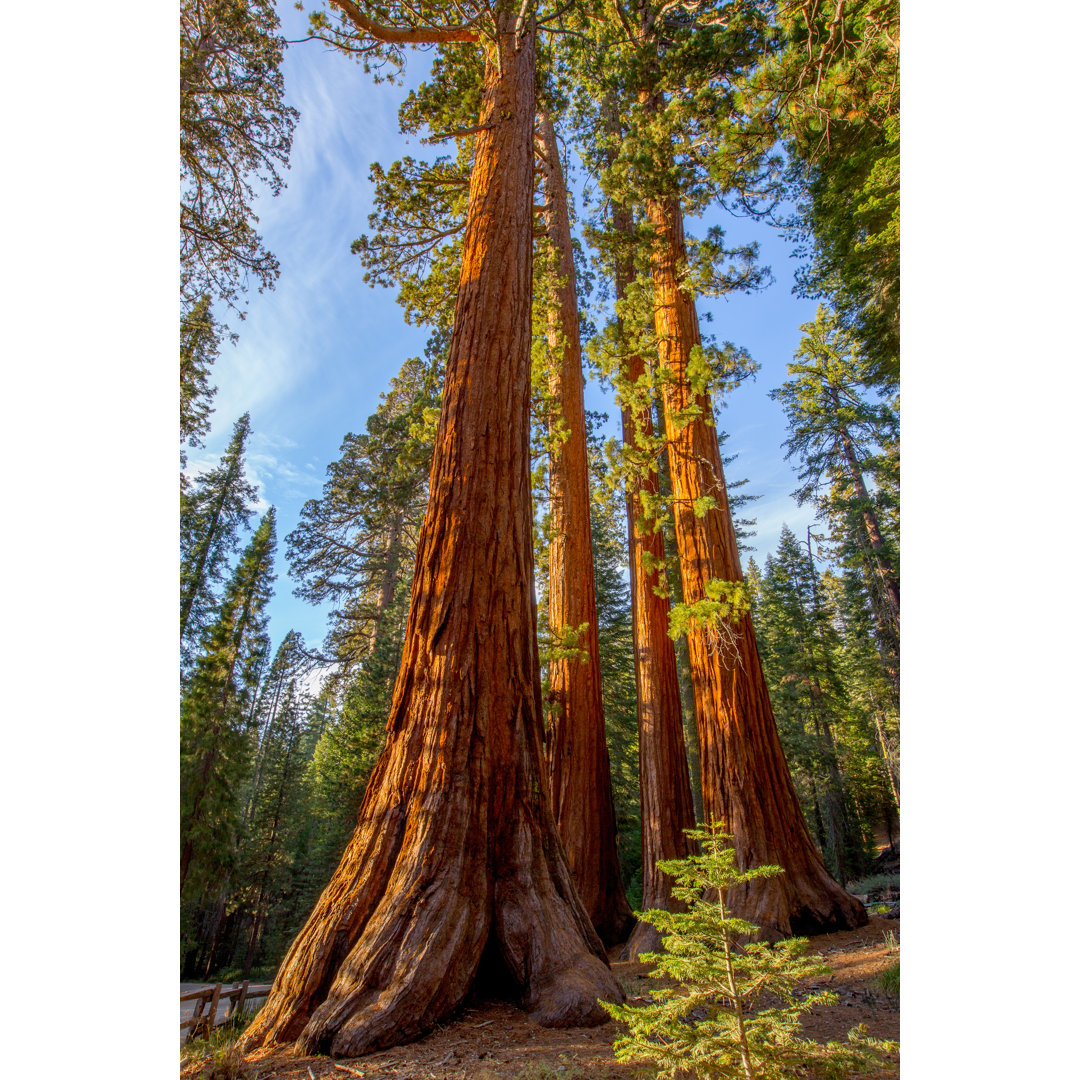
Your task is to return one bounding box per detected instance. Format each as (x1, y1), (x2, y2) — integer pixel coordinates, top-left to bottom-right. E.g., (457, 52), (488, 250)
(580, 0), (865, 936)
(536, 108), (634, 946)
(753, 526), (867, 883)
(181, 412), (259, 669)
(181, 507), (276, 892)
(241, 3), (622, 1058)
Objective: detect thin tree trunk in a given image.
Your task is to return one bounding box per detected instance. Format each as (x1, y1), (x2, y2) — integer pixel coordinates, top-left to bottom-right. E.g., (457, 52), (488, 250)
(368, 511), (403, 652)
(830, 388), (900, 632)
(200, 891), (229, 979)
(806, 772), (826, 853)
(536, 111), (633, 947)
(246, 671), (286, 826)
(608, 199), (696, 961)
(238, 18), (621, 1059)
(871, 702), (900, 810)
(181, 455), (242, 640)
(803, 542), (860, 882)
(646, 189), (865, 936)
(243, 718), (297, 979)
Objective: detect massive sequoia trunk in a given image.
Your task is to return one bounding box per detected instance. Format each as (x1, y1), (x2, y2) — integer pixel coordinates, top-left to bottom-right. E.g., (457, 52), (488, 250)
(536, 111), (634, 947)
(646, 192), (866, 937)
(239, 19), (621, 1059)
(610, 202), (697, 961)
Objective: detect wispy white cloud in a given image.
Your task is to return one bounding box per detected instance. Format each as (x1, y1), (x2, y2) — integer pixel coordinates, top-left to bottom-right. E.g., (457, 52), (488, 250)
(206, 33), (430, 444)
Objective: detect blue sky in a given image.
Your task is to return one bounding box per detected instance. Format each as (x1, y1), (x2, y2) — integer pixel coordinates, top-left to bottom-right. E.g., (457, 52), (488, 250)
(190, 4), (823, 657)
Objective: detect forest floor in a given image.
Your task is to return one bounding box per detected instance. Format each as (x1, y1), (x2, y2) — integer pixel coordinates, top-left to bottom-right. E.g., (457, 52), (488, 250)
(181, 915), (899, 1080)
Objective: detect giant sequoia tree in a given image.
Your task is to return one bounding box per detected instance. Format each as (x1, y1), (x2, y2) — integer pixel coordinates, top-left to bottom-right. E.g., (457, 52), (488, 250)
(239, 2), (621, 1059)
(536, 109), (633, 947)
(584, 0), (865, 936)
(597, 189), (697, 960)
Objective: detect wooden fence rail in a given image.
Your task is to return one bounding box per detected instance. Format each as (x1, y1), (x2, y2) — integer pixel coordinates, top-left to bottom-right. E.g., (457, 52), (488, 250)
(180, 981), (272, 1040)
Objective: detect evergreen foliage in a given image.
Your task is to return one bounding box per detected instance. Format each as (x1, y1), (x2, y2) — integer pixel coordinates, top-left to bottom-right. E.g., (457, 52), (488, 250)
(181, 507), (277, 897)
(602, 825), (895, 1079)
(181, 413), (260, 671)
(231, 631), (317, 975)
(589, 462), (642, 903)
(180, 0), (298, 311)
(175, 0), (900, 1021)
(286, 355), (438, 674)
(771, 307), (898, 681)
(751, 526), (870, 882)
(759, 1), (900, 382)
(180, 294), (221, 461)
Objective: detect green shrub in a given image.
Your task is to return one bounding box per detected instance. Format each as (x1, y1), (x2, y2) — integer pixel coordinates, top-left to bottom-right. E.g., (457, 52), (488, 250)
(601, 824), (897, 1079)
(877, 961), (899, 999)
(846, 873), (899, 895)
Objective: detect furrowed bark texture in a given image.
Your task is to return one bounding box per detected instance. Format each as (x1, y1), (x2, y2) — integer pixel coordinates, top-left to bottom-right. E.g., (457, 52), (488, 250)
(610, 203), (696, 962)
(647, 193), (866, 938)
(537, 111), (634, 948)
(238, 20), (621, 1059)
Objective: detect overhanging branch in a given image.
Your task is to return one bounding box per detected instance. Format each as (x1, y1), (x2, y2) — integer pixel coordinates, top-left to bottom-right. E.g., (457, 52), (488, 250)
(331, 0), (481, 44)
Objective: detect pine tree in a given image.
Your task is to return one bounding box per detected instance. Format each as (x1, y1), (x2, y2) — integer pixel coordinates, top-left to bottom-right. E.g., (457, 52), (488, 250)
(771, 306), (898, 653)
(820, 570), (899, 817)
(752, 527), (868, 883)
(180, 412), (259, 669)
(180, 294), (221, 464)
(587, 457), (644, 910)
(181, 507), (276, 893)
(234, 633), (315, 978)
(602, 825), (895, 1080)
(286, 355), (438, 674)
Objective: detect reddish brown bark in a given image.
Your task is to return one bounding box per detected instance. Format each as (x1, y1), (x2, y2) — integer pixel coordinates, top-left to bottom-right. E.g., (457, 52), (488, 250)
(646, 192), (866, 937)
(238, 19), (621, 1058)
(609, 203), (697, 961)
(536, 112), (634, 947)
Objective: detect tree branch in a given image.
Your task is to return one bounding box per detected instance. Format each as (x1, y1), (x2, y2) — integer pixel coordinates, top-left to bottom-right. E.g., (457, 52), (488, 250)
(330, 0), (481, 44)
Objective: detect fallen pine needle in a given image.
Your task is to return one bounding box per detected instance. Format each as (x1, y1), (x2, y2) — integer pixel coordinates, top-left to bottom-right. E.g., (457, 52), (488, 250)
(473, 1019), (494, 1028)
(332, 1064), (365, 1077)
(308, 1069), (317, 1080)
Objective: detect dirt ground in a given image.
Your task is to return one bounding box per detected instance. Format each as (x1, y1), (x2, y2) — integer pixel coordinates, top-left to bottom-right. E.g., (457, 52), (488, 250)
(182, 916), (899, 1080)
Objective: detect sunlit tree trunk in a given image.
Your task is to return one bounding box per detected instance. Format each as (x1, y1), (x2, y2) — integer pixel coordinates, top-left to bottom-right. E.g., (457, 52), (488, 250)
(536, 111), (634, 947)
(238, 17), (621, 1059)
(646, 190), (866, 937)
(609, 201), (696, 960)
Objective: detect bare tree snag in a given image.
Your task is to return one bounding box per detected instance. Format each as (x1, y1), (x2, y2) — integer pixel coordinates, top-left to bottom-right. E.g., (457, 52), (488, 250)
(646, 192), (866, 938)
(610, 202), (697, 961)
(536, 111), (634, 948)
(238, 16), (621, 1059)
